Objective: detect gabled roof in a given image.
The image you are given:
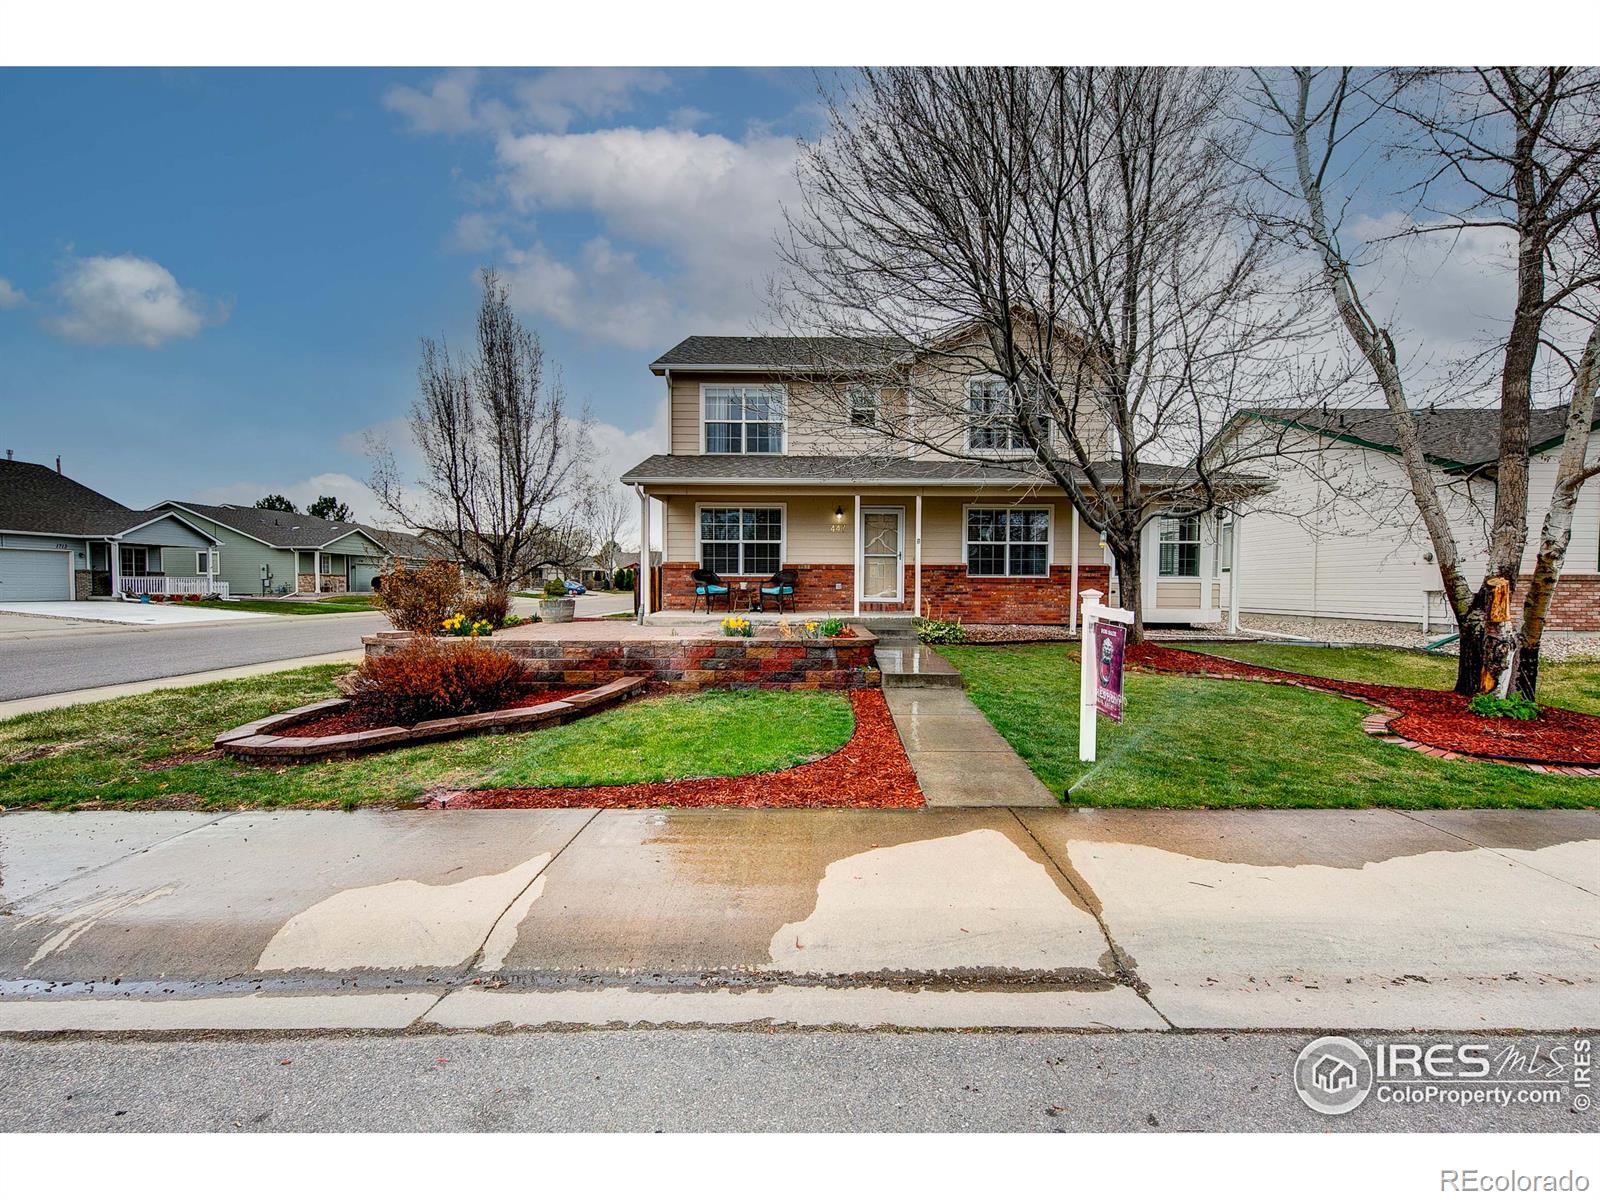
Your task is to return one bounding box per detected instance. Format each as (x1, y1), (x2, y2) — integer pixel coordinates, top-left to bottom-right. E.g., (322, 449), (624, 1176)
(1234, 406), (1593, 471)
(0, 459), (216, 542)
(649, 335), (906, 375)
(161, 500), (385, 551)
(358, 525), (453, 561)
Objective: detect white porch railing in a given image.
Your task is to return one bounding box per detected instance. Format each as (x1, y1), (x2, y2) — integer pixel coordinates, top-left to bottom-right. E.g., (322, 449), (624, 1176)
(122, 576), (230, 599)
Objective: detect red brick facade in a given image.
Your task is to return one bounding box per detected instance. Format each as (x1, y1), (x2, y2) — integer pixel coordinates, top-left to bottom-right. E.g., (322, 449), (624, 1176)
(658, 559), (1110, 624)
(1517, 573), (1600, 633)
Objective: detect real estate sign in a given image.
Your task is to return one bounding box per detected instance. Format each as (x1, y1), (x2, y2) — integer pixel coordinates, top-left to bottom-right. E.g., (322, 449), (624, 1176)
(1094, 620), (1126, 722)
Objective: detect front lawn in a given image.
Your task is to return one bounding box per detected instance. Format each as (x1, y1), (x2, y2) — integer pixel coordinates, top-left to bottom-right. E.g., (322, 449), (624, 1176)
(1173, 642), (1600, 717)
(942, 644), (1600, 808)
(177, 595), (383, 616)
(0, 668), (855, 810)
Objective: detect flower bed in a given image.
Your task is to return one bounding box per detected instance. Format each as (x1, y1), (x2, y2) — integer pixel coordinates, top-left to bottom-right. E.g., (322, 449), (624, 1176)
(1130, 643), (1600, 770)
(273, 687), (586, 737)
(215, 676), (645, 763)
(425, 689), (925, 809)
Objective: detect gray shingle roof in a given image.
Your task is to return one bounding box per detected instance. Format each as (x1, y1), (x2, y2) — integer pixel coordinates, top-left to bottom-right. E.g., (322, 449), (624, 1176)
(620, 453), (1222, 488)
(0, 459), (196, 538)
(1246, 406), (1587, 469)
(163, 500), (381, 550)
(358, 526), (453, 561)
(649, 335), (906, 374)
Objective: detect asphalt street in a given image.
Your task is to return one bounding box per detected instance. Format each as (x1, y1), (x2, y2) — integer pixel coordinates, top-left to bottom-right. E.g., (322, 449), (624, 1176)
(0, 594), (632, 700)
(0, 613), (392, 700)
(0, 1030), (1588, 1132)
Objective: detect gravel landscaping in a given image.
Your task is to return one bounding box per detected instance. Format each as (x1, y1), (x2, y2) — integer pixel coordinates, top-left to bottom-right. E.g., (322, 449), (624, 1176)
(1199, 614), (1600, 661)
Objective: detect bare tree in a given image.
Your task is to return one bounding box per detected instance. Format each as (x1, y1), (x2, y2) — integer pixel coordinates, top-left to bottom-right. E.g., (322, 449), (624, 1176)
(778, 67), (1323, 639)
(1249, 67), (1600, 697)
(370, 269), (594, 591)
(586, 486), (631, 578)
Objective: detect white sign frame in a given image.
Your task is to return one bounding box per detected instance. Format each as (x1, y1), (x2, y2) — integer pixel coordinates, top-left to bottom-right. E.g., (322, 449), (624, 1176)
(1079, 588), (1134, 763)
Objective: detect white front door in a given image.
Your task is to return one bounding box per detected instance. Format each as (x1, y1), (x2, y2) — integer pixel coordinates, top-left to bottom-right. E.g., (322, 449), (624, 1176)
(860, 507), (904, 603)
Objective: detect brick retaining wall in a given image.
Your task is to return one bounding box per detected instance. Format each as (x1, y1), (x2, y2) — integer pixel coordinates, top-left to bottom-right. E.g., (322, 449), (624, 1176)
(364, 628), (882, 690)
(1518, 573), (1600, 632)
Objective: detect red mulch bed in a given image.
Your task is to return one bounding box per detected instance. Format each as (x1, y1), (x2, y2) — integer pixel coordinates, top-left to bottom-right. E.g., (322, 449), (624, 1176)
(426, 688), (925, 809)
(1130, 643), (1600, 767)
(275, 688), (585, 737)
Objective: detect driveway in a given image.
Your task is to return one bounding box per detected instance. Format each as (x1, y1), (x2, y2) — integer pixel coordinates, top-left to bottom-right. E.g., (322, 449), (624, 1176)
(0, 601), (267, 626)
(0, 808), (1592, 1035)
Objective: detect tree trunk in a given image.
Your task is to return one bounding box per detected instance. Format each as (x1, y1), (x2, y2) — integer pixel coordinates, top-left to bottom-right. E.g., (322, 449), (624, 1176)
(1453, 585), (1519, 697)
(1111, 541), (1144, 643)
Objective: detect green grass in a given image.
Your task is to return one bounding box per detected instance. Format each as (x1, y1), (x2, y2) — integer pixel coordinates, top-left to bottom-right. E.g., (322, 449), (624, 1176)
(1173, 642), (1600, 717)
(0, 668), (854, 810)
(943, 644), (1600, 809)
(177, 595), (381, 616)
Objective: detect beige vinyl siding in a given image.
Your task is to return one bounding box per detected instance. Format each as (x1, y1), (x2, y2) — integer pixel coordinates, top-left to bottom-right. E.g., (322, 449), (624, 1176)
(1521, 441), (1600, 573)
(662, 488), (1080, 570)
(1156, 581), (1202, 608)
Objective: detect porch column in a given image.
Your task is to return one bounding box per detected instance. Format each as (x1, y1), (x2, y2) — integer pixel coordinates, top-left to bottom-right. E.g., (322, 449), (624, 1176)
(852, 493), (862, 618)
(109, 539), (121, 596)
(1228, 512), (1243, 634)
(205, 548), (215, 595)
(313, 552), (321, 595)
(1069, 506), (1080, 632)
(912, 493), (923, 618)
(636, 486), (652, 624)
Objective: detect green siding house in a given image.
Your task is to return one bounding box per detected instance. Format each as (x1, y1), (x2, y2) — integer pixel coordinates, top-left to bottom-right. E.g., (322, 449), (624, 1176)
(158, 502), (440, 596)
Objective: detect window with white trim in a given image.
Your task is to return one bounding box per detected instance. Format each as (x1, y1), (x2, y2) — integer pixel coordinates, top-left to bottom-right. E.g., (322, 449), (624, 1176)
(1219, 516), (1233, 572)
(703, 385), (785, 453)
(847, 385), (879, 427)
(965, 508), (1050, 578)
(965, 376), (1046, 452)
(699, 507), (783, 576)
(119, 546), (149, 576)
(195, 550), (220, 574)
(1159, 515), (1201, 577)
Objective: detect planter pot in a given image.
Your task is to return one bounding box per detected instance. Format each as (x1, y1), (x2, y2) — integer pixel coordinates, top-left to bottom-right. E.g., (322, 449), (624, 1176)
(539, 597), (577, 623)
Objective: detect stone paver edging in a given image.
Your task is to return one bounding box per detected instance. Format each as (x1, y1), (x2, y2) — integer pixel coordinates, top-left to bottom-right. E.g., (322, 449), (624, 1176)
(215, 676), (645, 763)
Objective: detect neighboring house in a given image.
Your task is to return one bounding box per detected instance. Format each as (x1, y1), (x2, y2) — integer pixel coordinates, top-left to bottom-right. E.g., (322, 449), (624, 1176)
(535, 558), (611, 590)
(158, 502), (426, 596)
(0, 457), (220, 601)
(621, 335), (1245, 624)
(1212, 406), (1600, 632)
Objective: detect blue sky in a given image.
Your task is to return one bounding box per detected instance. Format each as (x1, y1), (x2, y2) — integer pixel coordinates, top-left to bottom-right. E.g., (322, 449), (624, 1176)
(0, 68), (826, 521)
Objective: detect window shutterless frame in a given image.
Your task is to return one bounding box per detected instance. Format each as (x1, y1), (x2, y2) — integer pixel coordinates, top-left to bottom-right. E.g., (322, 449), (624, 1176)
(1158, 515), (1202, 578)
(964, 375), (1047, 456)
(694, 502), (787, 576)
(962, 504), (1053, 578)
(700, 383), (787, 454)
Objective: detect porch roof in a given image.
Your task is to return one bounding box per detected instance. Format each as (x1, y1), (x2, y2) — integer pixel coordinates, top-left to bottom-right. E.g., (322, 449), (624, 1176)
(621, 453), (1244, 491)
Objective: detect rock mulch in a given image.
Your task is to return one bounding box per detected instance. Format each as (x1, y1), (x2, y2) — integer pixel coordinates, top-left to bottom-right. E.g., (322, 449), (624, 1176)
(426, 689), (926, 810)
(1199, 614), (1600, 662)
(1132, 643), (1600, 773)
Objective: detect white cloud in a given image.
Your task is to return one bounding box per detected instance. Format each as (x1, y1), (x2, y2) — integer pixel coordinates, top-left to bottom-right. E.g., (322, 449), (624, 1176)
(0, 277), (26, 308)
(46, 254), (224, 348)
(385, 68), (670, 137)
(493, 126), (801, 346)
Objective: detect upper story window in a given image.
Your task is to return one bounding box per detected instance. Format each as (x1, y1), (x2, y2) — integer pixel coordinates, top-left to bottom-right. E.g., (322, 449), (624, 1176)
(847, 385), (880, 427)
(1158, 515), (1201, 577)
(703, 384), (785, 454)
(966, 376), (1046, 454)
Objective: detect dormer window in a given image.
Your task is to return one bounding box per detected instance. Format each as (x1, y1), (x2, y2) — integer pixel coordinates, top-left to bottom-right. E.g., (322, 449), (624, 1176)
(966, 375), (1045, 454)
(703, 384), (786, 454)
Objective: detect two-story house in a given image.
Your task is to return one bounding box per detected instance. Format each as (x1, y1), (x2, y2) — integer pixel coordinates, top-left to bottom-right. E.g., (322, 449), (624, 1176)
(620, 335), (1240, 627)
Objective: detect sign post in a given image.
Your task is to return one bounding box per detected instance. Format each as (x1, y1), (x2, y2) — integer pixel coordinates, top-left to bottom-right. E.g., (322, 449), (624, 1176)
(1079, 588), (1135, 763)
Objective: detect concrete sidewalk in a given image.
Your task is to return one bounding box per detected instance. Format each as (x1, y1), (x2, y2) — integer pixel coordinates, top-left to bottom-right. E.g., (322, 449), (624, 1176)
(0, 807), (1593, 1034)
(884, 687), (1057, 807)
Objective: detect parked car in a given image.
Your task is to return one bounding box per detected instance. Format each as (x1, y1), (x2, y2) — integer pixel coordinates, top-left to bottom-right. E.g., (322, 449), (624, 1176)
(563, 579), (587, 595)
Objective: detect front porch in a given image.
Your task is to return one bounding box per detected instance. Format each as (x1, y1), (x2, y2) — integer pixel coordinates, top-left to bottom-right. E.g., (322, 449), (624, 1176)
(631, 484), (1244, 631)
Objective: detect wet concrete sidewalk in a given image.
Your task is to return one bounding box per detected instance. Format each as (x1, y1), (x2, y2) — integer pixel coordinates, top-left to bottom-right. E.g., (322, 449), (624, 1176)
(0, 807), (1594, 1034)
(884, 687), (1058, 807)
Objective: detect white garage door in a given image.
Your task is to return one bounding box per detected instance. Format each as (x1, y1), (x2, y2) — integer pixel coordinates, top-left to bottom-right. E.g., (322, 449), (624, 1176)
(0, 548), (72, 601)
(349, 561), (382, 593)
